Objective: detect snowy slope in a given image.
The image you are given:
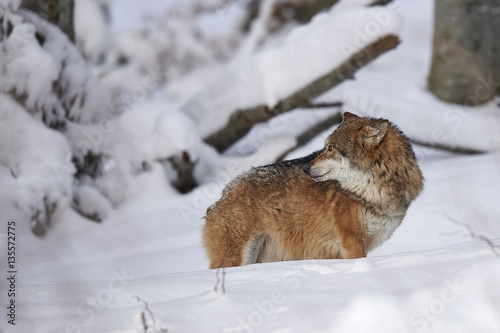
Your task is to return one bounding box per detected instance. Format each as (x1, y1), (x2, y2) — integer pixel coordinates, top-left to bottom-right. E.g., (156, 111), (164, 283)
(13, 231), (500, 333)
(8, 151), (500, 333)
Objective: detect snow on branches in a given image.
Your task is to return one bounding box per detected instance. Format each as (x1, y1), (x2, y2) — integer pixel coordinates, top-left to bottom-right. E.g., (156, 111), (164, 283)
(0, 4), (113, 234)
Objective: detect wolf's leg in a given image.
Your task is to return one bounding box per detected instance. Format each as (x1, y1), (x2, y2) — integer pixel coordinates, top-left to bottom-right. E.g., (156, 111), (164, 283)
(340, 236), (367, 259)
(242, 234), (267, 265)
(203, 217), (254, 268)
(205, 234), (247, 269)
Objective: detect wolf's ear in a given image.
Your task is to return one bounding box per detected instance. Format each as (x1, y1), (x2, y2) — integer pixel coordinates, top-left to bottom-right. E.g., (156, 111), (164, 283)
(342, 112), (359, 123)
(362, 120), (389, 150)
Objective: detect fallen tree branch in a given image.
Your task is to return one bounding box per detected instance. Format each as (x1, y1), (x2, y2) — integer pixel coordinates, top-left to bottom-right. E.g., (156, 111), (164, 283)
(296, 112), (342, 148)
(369, 0), (394, 6)
(410, 139), (485, 155)
(205, 34), (401, 152)
(281, 113), (484, 162)
(276, 111), (341, 162)
(302, 101), (343, 109)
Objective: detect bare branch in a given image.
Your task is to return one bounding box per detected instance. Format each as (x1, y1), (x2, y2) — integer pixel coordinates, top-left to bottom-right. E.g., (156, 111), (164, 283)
(411, 139), (485, 155)
(205, 34), (401, 152)
(131, 296), (158, 325)
(296, 112), (342, 147)
(369, 0), (394, 6)
(140, 311), (148, 333)
(281, 110), (485, 162)
(275, 111), (341, 162)
(302, 101), (343, 109)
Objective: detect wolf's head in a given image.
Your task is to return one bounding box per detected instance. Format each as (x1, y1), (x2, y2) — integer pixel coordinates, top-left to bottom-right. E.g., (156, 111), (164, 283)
(303, 112), (390, 183)
(303, 112), (423, 213)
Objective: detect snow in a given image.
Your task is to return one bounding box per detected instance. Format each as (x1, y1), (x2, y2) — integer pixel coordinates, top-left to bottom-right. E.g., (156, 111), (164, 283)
(108, 0), (178, 33)
(0, 94), (74, 234)
(63, 97), (203, 206)
(74, 0), (109, 64)
(0, 8), (113, 127)
(236, 0), (278, 58)
(110, 0), (238, 87)
(1, 0), (500, 332)
(12, 233), (500, 332)
(20, 9), (114, 125)
(73, 184), (113, 221)
(0, 0), (19, 11)
(0, 17), (59, 115)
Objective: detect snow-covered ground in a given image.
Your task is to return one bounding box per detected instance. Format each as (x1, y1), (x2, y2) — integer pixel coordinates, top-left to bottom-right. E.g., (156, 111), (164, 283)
(11, 151), (500, 333)
(1, 0), (500, 332)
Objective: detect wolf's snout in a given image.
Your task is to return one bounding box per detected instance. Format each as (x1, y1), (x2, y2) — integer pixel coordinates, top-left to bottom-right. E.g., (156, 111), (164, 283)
(303, 165), (310, 174)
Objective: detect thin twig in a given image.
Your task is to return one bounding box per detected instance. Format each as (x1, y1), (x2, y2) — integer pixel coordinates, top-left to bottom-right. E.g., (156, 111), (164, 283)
(214, 268), (220, 292)
(446, 214), (500, 259)
(140, 311), (148, 333)
(222, 268), (226, 294)
(130, 296), (169, 332)
(131, 296), (158, 325)
(214, 268), (226, 294)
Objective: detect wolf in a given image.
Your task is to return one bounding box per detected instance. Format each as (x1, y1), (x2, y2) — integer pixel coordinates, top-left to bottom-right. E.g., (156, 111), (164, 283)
(203, 112), (424, 269)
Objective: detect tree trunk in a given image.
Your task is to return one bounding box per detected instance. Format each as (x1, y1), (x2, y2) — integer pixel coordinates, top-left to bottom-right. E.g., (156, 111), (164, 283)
(428, 0), (500, 106)
(21, 0), (75, 43)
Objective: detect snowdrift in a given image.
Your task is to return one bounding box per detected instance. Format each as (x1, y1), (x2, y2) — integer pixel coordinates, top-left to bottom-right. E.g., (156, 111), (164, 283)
(16, 240), (500, 333)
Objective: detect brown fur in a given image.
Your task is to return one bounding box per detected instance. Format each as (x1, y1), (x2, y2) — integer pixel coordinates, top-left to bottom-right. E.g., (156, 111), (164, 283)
(203, 112), (424, 269)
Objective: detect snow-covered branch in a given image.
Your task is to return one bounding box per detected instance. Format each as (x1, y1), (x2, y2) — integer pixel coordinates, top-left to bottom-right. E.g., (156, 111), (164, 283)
(204, 34), (400, 152)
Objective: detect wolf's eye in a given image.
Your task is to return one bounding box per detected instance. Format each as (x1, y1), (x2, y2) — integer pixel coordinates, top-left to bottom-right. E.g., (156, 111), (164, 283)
(328, 145), (334, 152)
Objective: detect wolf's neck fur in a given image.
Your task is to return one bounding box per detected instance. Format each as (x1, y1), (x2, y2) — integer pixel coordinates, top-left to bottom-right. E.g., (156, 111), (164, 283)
(336, 166), (408, 218)
(341, 182), (404, 218)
